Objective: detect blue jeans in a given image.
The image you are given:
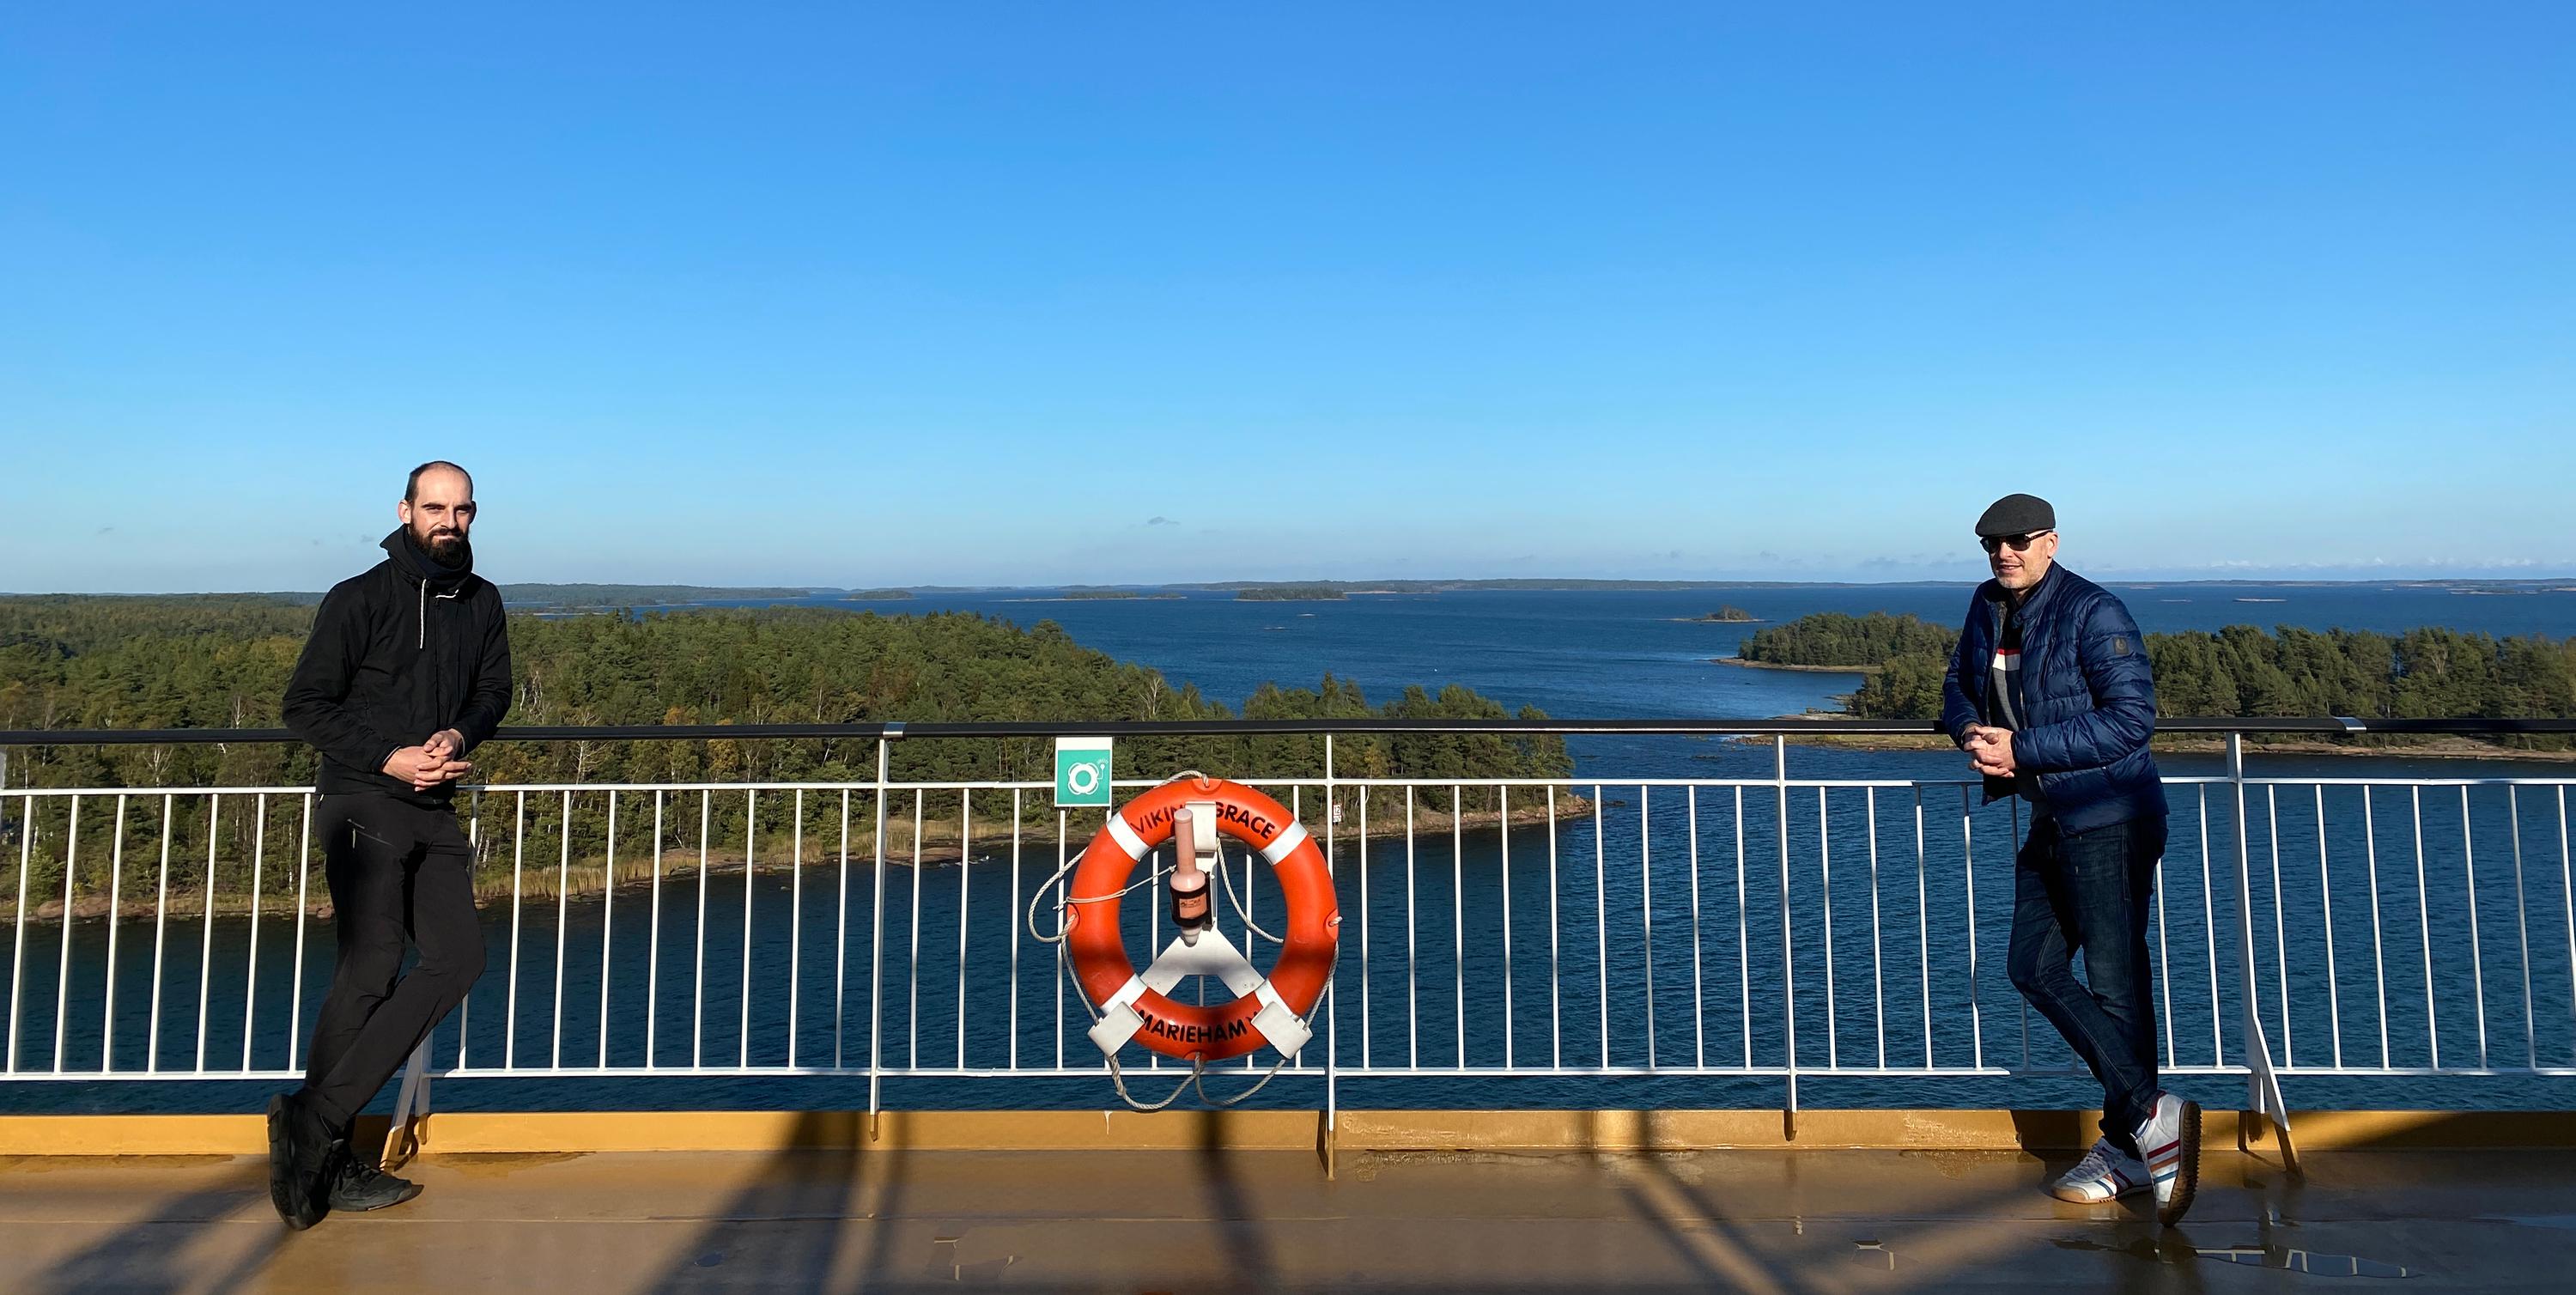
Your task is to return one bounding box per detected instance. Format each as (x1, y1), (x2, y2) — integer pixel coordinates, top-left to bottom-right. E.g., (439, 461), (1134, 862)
(2007, 813), (2169, 1152)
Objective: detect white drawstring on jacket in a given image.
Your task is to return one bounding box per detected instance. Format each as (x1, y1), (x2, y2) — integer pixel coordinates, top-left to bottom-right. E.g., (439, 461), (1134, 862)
(417, 581), (459, 649)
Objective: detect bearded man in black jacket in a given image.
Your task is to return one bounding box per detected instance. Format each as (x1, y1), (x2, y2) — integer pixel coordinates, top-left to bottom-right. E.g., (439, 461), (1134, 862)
(269, 460), (510, 1229)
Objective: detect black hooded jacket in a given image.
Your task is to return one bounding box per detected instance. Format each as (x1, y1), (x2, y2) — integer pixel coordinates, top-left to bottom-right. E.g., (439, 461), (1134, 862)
(283, 528), (513, 805)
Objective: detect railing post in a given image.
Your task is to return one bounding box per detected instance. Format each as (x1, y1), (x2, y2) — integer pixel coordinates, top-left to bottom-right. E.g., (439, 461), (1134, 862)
(382, 1037), (431, 1167)
(2227, 733), (2300, 1173)
(1776, 736), (1796, 1140)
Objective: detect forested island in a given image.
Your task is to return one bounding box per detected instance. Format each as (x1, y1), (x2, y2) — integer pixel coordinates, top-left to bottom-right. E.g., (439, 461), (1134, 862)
(0, 596), (1571, 910)
(1728, 611), (2575, 751)
(1691, 606), (1759, 623)
(1235, 586), (1348, 602)
(1731, 611), (1958, 670)
(841, 588), (915, 600)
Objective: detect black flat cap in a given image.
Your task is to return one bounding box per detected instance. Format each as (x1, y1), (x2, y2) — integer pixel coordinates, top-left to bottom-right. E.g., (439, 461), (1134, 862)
(1976, 493), (2056, 538)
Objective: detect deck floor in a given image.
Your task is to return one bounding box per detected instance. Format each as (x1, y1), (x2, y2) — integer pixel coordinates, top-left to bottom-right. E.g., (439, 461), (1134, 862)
(3, 1145), (2571, 1291)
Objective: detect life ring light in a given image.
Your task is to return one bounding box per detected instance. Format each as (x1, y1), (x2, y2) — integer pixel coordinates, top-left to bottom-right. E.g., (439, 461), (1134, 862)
(1067, 777), (1339, 1062)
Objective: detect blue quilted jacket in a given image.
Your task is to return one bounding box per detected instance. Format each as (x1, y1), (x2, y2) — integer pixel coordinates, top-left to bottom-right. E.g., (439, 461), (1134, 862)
(1940, 566), (2168, 832)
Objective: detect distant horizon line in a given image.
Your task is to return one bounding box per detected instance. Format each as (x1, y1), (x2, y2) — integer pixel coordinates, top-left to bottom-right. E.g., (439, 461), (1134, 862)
(10, 573), (2576, 600)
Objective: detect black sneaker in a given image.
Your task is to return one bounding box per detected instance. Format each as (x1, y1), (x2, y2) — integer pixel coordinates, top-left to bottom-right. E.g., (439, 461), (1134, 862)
(329, 1153), (425, 1213)
(265, 1093), (333, 1230)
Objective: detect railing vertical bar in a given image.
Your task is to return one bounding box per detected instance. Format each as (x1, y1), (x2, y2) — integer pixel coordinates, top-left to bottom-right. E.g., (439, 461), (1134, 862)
(2316, 786), (2341, 1068)
(2561, 787), (2574, 1061)
(1407, 787), (1419, 1068)
(789, 789), (804, 1068)
(1007, 789), (1020, 1073)
(1688, 786), (1704, 1069)
(287, 794), (309, 1072)
(2511, 786), (2534, 1071)
(2463, 786), (2488, 1067)
(459, 791), (477, 1070)
(1454, 784), (1466, 1067)
(2154, 846), (2174, 1071)
(2363, 787), (2389, 1068)
(48, 798), (78, 1081)
(871, 743), (890, 1119)
(507, 792), (525, 1069)
(956, 788), (971, 1070)
(552, 789), (571, 1069)
(1595, 784), (1608, 1067)
(739, 789), (756, 1069)
(1322, 738), (1338, 1118)
(195, 793), (220, 1073)
(1546, 786), (1561, 1070)
(599, 790), (618, 1069)
(1817, 786), (1834, 1070)
(2199, 785), (2221, 1065)
(2268, 786), (2289, 1066)
(46, 798), (81, 1081)
(1289, 785), (1301, 1071)
(647, 790), (663, 1068)
(1500, 786), (1513, 1069)
(840, 793), (860, 1076)
(1639, 786), (1654, 1069)
(1867, 787), (1883, 1070)
(1243, 804), (1260, 1073)
(834, 788), (854, 1068)
(101, 794), (129, 1073)
(909, 789), (924, 1069)
(2012, 799), (2027, 1064)
(1741, 785), (1754, 1069)
(149, 794), (179, 1071)
(1358, 786), (1371, 1069)
(1053, 807), (1066, 1071)
(693, 789), (709, 1069)
(1913, 786), (1929, 1068)
(1959, 784), (1982, 1071)
(2413, 786), (2438, 1067)
(11, 793), (36, 1073)
(241, 794), (266, 1072)
(1777, 740), (1796, 1116)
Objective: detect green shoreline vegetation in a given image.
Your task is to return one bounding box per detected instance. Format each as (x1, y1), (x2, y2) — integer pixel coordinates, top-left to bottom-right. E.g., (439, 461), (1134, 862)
(1727, 611), (2576, 754)
(0, 596), (1569, 910)
(503, 583), (816, 609)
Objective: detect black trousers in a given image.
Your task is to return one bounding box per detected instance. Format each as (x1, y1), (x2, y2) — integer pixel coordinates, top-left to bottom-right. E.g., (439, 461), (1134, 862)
(300, 793), (485, 1133)
(2006, 813), (2170, 1152)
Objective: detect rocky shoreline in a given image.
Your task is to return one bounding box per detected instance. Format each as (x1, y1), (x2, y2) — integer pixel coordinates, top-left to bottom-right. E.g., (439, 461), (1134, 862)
(1709, 656), (1878, 675)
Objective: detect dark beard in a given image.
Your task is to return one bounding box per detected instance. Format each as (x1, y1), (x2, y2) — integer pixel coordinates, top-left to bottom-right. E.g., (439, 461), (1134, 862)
(414, 527), (465, 567)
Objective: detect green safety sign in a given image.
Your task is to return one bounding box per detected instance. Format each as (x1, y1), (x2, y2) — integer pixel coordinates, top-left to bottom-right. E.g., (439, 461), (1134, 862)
(1054, 736), (1113, 807)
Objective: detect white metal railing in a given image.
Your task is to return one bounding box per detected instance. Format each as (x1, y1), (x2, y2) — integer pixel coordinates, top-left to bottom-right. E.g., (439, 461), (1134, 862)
(3, 738), (2572, 1138)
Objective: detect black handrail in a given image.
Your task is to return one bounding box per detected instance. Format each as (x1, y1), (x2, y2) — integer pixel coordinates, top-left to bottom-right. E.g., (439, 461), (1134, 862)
(3, 717), (2573, 746)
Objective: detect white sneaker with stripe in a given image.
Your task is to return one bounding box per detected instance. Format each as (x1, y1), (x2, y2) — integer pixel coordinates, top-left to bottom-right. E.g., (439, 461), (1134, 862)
(2131, 1091), (2202, 1225)
(2049, 1137), (2149, 1203)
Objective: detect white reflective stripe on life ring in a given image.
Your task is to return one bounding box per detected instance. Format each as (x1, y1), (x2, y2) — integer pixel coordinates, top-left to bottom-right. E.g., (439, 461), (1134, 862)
(1259, 821), (1310, 866)
(1104, 814), (1151, 861)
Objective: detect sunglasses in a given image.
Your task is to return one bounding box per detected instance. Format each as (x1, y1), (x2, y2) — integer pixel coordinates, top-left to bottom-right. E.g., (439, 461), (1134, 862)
(1980, 531), (2051, 555)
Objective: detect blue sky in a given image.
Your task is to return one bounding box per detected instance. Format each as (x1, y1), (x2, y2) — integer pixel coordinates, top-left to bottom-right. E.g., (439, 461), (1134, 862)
(4, 3), (2570, 592)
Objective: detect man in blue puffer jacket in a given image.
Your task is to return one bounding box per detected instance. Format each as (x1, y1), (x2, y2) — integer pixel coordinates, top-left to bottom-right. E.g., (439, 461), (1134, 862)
(1941, 493), (2198, 1226)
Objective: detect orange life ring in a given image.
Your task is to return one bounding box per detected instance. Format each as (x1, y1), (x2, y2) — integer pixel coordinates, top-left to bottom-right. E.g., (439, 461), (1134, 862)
(1066, 777), (1339, 1062)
